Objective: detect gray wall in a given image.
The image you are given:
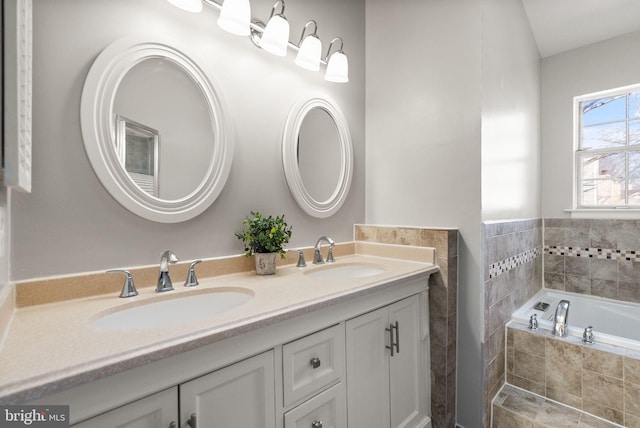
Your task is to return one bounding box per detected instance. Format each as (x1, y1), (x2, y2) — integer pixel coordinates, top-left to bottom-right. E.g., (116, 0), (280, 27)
(365, 0), (540, 426)
(541, 30), (640, 217)
(11, 0), (365, 280)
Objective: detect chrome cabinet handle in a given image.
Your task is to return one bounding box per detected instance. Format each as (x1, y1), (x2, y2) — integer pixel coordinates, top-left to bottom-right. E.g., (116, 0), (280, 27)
(311, 420), (323, 428)
(385, 321), (400, 356)
(310, 357), (321, 369)
(187, 413), (197, 428)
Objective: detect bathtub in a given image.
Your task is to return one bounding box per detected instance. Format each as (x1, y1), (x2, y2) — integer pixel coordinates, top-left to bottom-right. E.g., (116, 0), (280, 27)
(512, 289), (640, 351)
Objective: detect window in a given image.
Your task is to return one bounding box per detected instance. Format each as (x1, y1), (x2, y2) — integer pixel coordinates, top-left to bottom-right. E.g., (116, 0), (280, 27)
(575, 85), (640, 208)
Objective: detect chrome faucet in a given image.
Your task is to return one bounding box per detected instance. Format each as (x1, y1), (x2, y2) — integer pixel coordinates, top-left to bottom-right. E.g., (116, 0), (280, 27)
(313, 236), (335, 264)
(107, 269), (138, 298)
(552, 299), (570, 337)
(157, 250), (179, 292)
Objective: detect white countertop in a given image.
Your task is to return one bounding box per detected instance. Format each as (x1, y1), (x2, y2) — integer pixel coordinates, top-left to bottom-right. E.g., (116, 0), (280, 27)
(0, 253), (438, 404)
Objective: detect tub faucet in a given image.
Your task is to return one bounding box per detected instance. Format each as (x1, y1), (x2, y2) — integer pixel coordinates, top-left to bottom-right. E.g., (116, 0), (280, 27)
(552, 299), (570, 337)
(313, 236), (335, 264)
(157, 250), (179, 292)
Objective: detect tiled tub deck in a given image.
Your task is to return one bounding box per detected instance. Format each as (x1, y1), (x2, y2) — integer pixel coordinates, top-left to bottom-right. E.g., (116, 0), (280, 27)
(492, 323), (640, 427)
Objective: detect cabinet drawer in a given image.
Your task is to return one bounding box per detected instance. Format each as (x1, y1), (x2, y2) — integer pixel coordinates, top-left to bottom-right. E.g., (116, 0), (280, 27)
(283, 324), (345, 405)
(284, 383), (346, 428)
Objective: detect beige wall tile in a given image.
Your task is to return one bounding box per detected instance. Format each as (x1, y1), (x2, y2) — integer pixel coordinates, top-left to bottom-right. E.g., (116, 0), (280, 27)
(582, 371), (623, 411)
(583, 347), (623, 379)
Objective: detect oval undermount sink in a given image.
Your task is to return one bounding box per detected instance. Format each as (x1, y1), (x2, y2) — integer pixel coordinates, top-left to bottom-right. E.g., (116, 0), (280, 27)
(304, 263), (385, 279)
(91, 288), (254, 331)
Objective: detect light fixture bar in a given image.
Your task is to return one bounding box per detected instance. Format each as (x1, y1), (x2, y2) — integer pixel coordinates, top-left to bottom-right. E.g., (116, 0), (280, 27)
(202, 0), (330, 66)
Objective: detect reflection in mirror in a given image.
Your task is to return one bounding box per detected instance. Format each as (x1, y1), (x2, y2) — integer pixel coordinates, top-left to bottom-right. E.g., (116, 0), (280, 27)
(81, 36), (234, 223)
(113, 58), (214, 200)
(297, 108), (342, 202)
(282, 96), (353, 218)
(115, 115), (159, 197)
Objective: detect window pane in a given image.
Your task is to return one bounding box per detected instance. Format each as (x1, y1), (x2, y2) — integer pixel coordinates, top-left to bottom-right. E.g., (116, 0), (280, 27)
(629, 179), (640, 205)
(582, 95), (626, 125)
(580, 152), (625, 179)
(629, 151), (640, 178)
(581, 122), (626, 149)
(630, 119), (640, 146)
(630, 92), (640, 118)
(580, 179), (625, 206)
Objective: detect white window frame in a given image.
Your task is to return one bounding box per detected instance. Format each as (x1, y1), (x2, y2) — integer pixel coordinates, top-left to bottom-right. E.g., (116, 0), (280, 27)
(570, 83), (640, 219)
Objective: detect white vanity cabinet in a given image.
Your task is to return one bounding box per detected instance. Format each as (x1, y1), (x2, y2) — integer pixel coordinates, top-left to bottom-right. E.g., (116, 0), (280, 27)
(71, 352), (275, 428)
(180, 350), (276, 428)
(346, 295), (429, 428)
(282, 324), (347, 428)
(38, 273), (432, 428)
(72, 387), (178, 428)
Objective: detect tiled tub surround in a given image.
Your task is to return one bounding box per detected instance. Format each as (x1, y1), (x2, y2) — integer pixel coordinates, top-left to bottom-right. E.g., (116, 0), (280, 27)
(544, 219), (640, 303)
(0, 242), (438, 405)
(355, 224), (458, 428)
(493, 384), (621, 428)
(483, 219), (543, 427)
(500, 323), (640, 427)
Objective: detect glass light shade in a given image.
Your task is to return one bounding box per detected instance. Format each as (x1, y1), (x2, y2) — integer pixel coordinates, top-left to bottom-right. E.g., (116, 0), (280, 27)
(325, 51), (349, 83)
(295, 35), (322, 71)
(217, 0), (251, 36)
(168, 0), (203, 13)
(259, 15), (289, 56)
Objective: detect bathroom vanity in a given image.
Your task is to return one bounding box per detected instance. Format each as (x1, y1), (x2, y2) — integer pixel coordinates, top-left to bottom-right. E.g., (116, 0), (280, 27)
(0, 249), (437, 428)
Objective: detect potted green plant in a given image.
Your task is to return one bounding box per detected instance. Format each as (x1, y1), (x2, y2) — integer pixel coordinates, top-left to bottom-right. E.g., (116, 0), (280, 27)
(235, 211), (293, 275)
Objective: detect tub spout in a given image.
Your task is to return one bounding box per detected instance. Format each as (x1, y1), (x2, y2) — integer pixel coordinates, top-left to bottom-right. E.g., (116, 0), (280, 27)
(552, 299), (570, 337)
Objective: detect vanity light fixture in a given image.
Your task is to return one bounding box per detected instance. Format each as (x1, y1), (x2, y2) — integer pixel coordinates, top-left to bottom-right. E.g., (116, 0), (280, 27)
(256, 0), (289, 56)
(295, 20), (322, 71)
(217, 0), (251, 36)
(324, 37), (349, 83)
(167, 0), (349, 83)
(168, 0), (203, 13)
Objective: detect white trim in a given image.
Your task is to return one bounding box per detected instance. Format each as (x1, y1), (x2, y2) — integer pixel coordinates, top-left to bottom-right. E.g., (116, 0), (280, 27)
(572, 82), (640, 210)
(3, 0), (32, 193)
(564, 208), (640, 219)
(80, 34), (234, 223)
(282, 96), (353, 218)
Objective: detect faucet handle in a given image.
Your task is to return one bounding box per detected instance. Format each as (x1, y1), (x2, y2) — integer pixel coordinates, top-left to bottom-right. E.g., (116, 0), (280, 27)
(296, 250), (307, 268)
(185, 260), (202, 287)
(107, 269), (138, 298)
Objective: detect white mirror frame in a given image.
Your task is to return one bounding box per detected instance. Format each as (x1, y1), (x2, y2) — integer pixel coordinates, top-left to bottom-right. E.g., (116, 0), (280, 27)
(282, 96), (353, 218)
(81, 35), (234, 223)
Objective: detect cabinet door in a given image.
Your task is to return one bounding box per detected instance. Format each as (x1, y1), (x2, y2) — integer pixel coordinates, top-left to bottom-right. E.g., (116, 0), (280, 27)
(345, 307), (390, 428)
(388, 295), (423, 428)
(180, 350), (275, 428)
(72, 387), (177, 428)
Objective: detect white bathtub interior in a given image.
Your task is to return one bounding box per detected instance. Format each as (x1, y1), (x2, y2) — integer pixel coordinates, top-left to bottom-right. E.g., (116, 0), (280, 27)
(512, 288), (640, 351)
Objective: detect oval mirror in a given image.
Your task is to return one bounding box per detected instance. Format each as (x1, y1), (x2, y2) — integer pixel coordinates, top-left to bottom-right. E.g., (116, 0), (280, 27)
(81, 35), (233, 223)
(282, 97), (353, 218)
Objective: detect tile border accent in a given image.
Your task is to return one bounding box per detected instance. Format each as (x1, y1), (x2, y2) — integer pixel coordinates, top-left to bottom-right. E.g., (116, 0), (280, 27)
(545, 244), (640, 261)
(488, 246), (542, 279)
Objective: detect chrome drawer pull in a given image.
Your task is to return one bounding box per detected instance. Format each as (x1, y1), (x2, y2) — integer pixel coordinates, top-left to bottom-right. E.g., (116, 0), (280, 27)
(311, 420), (323, 428)
(310, 357), (321, 369)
